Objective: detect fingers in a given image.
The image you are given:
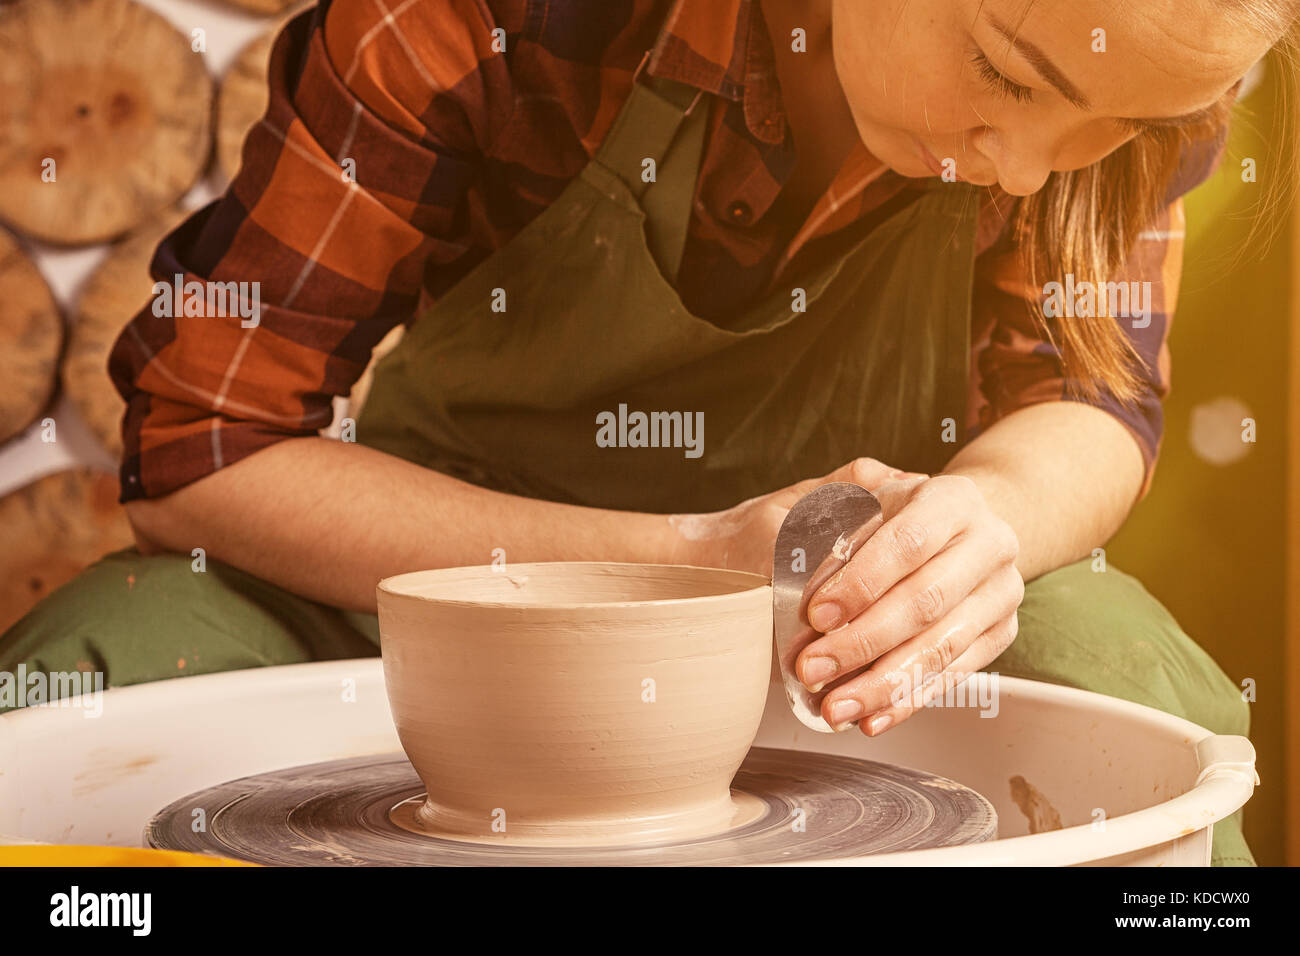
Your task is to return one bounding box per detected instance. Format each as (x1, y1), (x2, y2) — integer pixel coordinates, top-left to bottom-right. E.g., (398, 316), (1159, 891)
(807, 475), (1016, 633)
(796, 535), (1013, 689)
(813, 564), (1024, 729)
(851, 611), (1021, 737)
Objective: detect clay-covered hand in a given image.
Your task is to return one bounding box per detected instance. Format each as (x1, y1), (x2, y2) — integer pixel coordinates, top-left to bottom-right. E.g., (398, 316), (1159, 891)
(797, 473), (1024, 736)
(671, 458), (919, 577)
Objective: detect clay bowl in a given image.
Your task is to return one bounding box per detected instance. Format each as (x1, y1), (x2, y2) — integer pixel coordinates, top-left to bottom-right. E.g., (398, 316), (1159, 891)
(376, 562), (772, 846)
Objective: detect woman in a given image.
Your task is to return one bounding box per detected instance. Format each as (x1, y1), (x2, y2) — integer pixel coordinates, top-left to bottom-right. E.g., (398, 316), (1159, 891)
(4, 0), (1294, 865)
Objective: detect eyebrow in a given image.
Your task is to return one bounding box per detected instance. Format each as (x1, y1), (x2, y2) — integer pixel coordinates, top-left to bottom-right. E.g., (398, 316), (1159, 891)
(985, 10), (1092, 110)
(983, 11), (1239, 127)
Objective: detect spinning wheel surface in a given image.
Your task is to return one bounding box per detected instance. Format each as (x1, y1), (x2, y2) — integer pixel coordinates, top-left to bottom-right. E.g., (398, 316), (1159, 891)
(148, 748), (998, 866)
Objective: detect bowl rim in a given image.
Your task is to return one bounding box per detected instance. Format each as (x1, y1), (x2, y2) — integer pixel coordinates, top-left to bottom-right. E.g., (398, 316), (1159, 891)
(376, 561), (772, 611)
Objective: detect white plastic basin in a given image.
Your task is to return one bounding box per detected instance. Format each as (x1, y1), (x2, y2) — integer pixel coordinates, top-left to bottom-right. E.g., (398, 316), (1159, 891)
(0, 659), (1257, 865)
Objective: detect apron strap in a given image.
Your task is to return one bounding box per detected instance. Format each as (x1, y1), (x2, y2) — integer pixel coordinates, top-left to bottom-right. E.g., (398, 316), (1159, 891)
(594, 60), (709, 284)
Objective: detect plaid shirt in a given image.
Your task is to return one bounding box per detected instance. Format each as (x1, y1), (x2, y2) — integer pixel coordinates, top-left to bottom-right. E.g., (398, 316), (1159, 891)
(111, 0), (1226, 504)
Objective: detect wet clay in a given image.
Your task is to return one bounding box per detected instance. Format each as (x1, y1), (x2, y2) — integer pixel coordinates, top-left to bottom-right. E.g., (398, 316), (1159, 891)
(388, 789), (770, 846)
(1008, 775), (1064, 834)
(376, 562), (773, 846)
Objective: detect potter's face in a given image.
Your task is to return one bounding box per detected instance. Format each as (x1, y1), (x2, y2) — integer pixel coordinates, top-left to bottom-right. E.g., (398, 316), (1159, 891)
(830, 0), (1275, 195)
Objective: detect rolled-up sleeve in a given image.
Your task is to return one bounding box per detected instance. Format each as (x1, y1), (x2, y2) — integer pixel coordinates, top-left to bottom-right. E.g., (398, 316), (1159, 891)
(110, 0), (502, 502)
(967, 125), (1230, 501)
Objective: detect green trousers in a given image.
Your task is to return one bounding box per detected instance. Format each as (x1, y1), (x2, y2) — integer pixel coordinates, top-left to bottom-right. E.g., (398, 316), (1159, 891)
(0, 547), (1252, 865)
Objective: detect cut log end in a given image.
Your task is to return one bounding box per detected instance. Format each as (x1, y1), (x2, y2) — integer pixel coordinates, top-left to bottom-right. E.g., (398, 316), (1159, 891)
(0, 228), (63, 445)
(65, 207), (191, 459)
(0, 469), (135, 634)
(217, 28), (278, 183)
(0, 0), (213, 245)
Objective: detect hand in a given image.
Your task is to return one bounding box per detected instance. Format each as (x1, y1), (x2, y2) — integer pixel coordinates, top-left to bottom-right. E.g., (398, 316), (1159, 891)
(670, 458), (924, 577)
(797, 473), (1023, 736)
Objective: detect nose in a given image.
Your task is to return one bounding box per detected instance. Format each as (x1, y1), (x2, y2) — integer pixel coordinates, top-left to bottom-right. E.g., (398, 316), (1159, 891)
(970, 126), (1054, 197)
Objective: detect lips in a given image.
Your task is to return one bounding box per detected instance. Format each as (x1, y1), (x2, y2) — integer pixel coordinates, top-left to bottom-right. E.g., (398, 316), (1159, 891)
(914, 136), (951, 179)
(910, 137), (1002, 187)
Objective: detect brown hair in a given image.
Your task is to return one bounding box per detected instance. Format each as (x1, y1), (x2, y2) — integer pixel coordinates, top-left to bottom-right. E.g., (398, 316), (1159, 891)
(1011, 0), (1300, 403)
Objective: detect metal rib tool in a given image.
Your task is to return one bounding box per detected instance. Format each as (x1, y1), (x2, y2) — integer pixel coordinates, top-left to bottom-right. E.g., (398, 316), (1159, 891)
(772, 482), (882, 732)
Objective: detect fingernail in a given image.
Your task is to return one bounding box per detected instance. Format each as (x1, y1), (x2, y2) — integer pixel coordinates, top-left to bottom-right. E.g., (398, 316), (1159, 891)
(808, 602), (842, 632)
(828, 699), (863, 724)
(867, 713), (893, 736)
(801, 656), (838, 689)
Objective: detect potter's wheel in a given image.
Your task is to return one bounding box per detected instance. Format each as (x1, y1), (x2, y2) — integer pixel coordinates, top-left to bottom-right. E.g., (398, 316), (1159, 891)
(146, 747), (997, 865)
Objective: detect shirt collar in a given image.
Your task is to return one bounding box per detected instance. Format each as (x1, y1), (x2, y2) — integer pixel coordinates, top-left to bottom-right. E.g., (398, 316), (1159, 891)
(646, 0), (787, 145)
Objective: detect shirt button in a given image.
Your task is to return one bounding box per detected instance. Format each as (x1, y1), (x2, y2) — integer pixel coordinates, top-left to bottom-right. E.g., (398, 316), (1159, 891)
(727, 200), (754, 226)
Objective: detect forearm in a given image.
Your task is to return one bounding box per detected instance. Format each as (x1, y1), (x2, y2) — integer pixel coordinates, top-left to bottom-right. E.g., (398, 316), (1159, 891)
(125, 437), (681, 614)
(943, 401), (1146, 582)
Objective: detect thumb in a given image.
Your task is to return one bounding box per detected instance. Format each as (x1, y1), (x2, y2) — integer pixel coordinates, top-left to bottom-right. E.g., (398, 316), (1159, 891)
(767, 457), (909, 512)
(822, 456), (915, 492)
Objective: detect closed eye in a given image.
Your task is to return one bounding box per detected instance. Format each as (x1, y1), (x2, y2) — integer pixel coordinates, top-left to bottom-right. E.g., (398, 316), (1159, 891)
(969, 42), (1240, 137)
(969, 46), (1033, 104)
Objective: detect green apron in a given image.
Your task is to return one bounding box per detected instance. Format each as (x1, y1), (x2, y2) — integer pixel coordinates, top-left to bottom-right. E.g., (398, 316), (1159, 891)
(0, 58), (1253, 865)
(352, 74), (975, 512)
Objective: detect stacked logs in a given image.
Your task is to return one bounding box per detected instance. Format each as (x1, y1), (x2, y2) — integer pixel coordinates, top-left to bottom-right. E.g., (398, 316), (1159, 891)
(0, 0), (309, 631)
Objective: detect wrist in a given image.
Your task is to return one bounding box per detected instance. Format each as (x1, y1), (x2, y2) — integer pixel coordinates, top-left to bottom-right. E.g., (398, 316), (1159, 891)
(659, 512), (723, 568)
